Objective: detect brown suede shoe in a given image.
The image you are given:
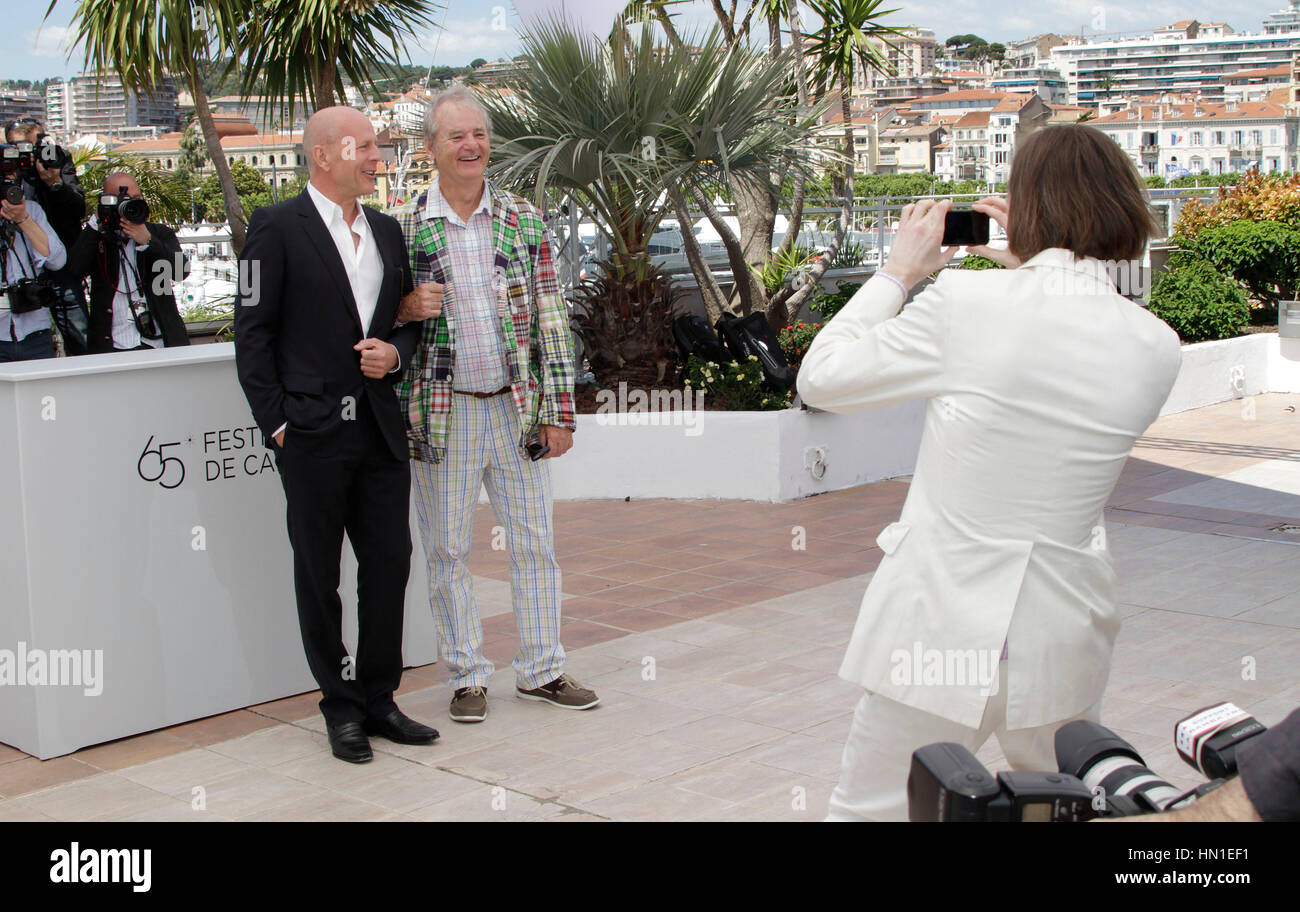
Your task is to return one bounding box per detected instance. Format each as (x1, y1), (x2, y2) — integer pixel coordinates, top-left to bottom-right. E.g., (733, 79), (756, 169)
(516, 673), (600, 710)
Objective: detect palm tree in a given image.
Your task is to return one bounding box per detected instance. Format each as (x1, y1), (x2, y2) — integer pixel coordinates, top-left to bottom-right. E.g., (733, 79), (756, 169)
(235, 0), (441, 125)
(51, 0), (252, 251)
(482, 19), (821, 377)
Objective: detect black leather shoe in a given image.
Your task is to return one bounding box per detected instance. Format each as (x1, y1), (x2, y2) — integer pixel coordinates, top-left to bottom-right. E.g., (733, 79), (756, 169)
(364, 709), (440, 745)
(327, 721), (373, 763)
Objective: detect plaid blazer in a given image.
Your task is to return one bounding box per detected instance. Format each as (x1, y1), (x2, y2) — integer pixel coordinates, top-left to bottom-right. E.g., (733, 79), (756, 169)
(391, 181), (576, 462)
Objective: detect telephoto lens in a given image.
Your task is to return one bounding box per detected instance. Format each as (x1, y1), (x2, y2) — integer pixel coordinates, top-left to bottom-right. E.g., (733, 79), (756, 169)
(1175, 702), (1267, 779)
(119, 196), (150, 224)
(1055, 720), (1192, 814)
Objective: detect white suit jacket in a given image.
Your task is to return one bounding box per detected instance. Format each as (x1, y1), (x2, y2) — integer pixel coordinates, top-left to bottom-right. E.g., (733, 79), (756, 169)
(797, 249), (1182, 729)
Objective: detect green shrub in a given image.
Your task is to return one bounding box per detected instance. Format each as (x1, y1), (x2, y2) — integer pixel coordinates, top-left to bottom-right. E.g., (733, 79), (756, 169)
(778, 321), (824, 372)
(809, 281), (861, 321)
(683, 354), (791, 411)
(1178, 219), (1300, 309)
(960, 254), (1005, 270)
(753, 246), (817, 295)
(1148, 261), (1250, 343)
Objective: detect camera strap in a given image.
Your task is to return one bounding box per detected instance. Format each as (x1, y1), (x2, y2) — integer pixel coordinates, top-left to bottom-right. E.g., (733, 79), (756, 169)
(115, 239), (145, 300)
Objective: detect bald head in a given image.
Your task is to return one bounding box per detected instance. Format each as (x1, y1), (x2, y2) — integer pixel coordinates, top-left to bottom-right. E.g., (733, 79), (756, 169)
(103, 172), (140, 198)
(303, 106), (373, 176)
(302, 106), (381, 208)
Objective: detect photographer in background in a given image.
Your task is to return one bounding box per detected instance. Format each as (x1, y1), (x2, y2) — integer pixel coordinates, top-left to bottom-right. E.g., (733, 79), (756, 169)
(5, 118), (90, 355)
(68, 172), (190, 353)
(0, 153), (65, 361)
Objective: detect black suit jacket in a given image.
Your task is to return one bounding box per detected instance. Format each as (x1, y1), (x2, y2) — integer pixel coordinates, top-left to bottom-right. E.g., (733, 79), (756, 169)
(68, 222), (191, 353)
(234, 192), (419, 461)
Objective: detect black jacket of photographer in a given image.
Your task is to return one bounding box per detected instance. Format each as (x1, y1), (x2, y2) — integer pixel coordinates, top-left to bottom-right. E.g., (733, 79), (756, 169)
(21, 154), (84, 280)
(68, 220), (191, 353)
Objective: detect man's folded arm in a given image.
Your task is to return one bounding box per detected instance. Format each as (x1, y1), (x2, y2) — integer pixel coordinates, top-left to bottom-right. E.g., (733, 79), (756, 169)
(233, 209), (288, 439)
(796, 272), (953, 413)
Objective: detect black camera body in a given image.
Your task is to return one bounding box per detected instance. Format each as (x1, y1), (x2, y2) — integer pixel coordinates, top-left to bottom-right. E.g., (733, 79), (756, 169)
(908, 702), (1268, 821)
(2, 277), (56, 315)
(98, 184), (150, 234)
(908, 742), (1119, 821)
(0, 143), (26, 205)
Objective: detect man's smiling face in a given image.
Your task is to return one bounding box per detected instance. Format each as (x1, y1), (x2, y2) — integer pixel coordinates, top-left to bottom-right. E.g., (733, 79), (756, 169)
(431, 102), (490, 188)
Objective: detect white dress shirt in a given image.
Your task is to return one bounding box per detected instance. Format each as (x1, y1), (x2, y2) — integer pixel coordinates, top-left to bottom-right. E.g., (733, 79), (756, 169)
(85, 214), (160, 350)
(275, 184), (391, 441)
(422, 176), (510, 393)
(306, 181), (383, 334)
(0, 199), (66, 343)
(798, 250), (1182, 730)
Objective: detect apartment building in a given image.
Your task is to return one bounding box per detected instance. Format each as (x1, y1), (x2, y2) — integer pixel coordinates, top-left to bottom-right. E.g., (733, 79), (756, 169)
(1222, 65), (1294, 103)
(0, 88), (46, 127)
(1090, 99), (1299, 176)
(1050, 8), (1300, 104)
(855, 27), (938, 90)
(876, 124), (948, 173)
(1006, 34), (1066, 70)
(990, 68), (1070, 104)
(45, 71), (178, 140)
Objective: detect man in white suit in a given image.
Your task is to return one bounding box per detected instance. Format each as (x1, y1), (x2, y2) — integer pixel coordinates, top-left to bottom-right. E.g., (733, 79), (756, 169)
(798, 125), (1183, 821)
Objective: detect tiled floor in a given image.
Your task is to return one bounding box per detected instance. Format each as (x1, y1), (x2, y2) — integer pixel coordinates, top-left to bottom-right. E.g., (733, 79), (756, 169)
(2, 393), (1298, 821)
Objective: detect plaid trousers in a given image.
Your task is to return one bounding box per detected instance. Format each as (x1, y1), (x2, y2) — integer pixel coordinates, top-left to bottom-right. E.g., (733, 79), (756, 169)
(410, 392), (565, 690)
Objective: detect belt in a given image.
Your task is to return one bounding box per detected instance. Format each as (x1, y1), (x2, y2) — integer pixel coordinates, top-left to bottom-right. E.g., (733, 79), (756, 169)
(454, 385), (512, 399)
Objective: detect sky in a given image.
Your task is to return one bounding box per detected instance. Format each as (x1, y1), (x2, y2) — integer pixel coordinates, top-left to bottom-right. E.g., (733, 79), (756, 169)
(4, 0), (1295, 83)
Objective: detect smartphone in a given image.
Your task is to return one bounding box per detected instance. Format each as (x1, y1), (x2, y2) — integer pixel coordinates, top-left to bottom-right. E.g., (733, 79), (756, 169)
(942, 210), (990, 247)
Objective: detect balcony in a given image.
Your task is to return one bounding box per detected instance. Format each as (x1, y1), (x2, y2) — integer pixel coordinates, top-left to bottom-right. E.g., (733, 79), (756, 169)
(1140, 144), (1159, 157)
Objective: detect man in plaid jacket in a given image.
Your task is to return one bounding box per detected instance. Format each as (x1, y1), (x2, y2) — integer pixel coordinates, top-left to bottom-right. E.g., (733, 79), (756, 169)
(392, 86), (598, 723)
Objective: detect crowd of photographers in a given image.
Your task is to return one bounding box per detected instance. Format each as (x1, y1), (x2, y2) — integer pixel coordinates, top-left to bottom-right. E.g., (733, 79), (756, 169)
(0, 117), (189, 361)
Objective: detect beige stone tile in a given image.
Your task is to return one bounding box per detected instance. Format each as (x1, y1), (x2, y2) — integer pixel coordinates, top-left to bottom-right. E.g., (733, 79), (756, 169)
(193, 767), (326, 819)
(408, 786), (570, 821)
(583, 782), (736, 821)
(0, 757), (102, 798)
(660, 758), (809, 805)
(504, 758), (645, 806)
(657, 715), (786, 754)
(117, 748), (251, 798)
(270, 748), (412, 791)
(0, 798), (56, 821)
(737, 733), (847, 780)
(242, 792), (403, 822)
(585, 734), (720, 779)
(207, 724), (330, 767)
(337, 763), (474, 813)
(638, 679), (774, 715)
(434, 741), (567, 783)
(73, 732), (192, 772)
(19, 773), (172, 821)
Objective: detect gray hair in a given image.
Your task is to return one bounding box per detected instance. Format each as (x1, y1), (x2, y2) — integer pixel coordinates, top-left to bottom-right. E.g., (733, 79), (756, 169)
(424, 85), (493, 142)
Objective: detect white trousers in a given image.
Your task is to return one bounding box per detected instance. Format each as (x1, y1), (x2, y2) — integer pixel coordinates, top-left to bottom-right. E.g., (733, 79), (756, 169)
(826, 664), (1102, 821)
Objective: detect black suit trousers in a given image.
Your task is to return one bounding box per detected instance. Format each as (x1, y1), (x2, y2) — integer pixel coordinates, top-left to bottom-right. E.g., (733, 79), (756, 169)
(274, 398), (412, 726)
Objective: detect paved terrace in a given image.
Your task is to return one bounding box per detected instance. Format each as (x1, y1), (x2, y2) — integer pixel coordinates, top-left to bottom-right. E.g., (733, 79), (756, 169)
(2, 394), (1298, 821)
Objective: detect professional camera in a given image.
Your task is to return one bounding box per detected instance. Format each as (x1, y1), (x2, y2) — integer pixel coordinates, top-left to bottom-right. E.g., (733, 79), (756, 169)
(32, 133), (64, 169)
(0, 144), (26, 205)
(97, 184), (150, 233)
(908, 701), (1268, 821)
(0, 277), (56, 315)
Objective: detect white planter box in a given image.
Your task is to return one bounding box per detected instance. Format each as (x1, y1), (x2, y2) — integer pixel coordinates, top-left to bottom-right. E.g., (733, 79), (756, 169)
(1160, 332), (1300, 416)
(549, 399), (925, 503)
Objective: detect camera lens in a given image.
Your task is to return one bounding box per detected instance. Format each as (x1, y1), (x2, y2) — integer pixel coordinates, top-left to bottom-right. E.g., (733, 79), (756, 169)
(4, 183), (23, 205)
(120, 197), (150, 224)
(1055, 720), (1188, 813)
